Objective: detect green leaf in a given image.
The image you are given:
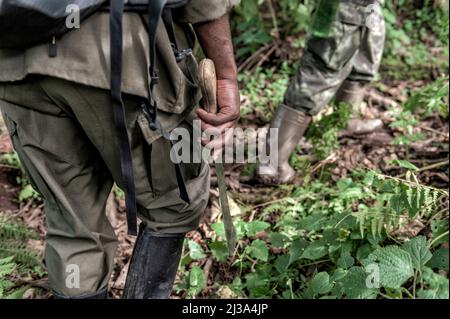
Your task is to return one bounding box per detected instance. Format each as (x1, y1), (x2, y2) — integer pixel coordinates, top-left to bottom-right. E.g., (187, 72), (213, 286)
(187, 240), (206, 260)
(274, 254), (290, 273)
(341, 267), (378, 299)
(366, 246), (414, 288)
(330, 268), (347, 283)
(301, 241), (328, 260)
(288, 239), (308, 264)
(363, 171), (376, 186)
(211, 222), (226, 239)
(18, 184), (38, 203)
(427, 248), (449, 272)
(356, 244), (373, 262)
(245, 272), (271, 298)
(245, 221), (270, 237)
(337, 251), (355, 269)
(188, 266), (206, 296)
(269, 232), (287, 248)
(402, 236), (432, 271)
(311, 272), (333, 295)
(208, 241), (228, 262)
(391, 159), (419, 171)
(249, 239), (269, 261)
(431, 220), (448, 247)
(417, 267), (449, 299)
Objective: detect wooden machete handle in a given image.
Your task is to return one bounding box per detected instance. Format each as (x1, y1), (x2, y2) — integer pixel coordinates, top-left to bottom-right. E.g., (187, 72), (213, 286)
(198, 58), (218, 114)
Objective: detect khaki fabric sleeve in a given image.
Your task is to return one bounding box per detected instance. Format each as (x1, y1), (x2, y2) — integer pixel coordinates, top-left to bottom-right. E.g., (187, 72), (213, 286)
(175, 0), (240, 24)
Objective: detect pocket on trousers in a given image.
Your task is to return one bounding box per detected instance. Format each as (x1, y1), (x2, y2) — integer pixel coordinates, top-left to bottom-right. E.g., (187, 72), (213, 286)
(137, 113), (202, 197)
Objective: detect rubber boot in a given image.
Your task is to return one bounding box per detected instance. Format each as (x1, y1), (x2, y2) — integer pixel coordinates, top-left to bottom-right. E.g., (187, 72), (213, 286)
(258, 104), (312, 184)
(335, 80), (383, 135)
(53, 287), (108, 299)
(335, 80), (367, 109)
(122, 226), (185, 299)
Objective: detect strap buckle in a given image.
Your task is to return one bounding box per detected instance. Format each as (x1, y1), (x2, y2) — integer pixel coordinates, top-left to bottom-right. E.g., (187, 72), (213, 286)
(173, 45), (192, 62)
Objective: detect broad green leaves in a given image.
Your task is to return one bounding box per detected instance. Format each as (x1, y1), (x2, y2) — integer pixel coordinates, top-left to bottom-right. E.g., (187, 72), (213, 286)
(188, 266), (206, 297)
(208, 241), (229, 262)
(248, 239), (269, 262)
(427, 248), (449, 272)
(365, 246), (414, 288)
(188, 240), (206, 260)
(402, 236), (432, 272)
(340, 267), (378, 299)
(245, 221), (270, 237)
(300, 241), (328, 260)
(311, 272), (333, 295)
(417, 268), (449, 299)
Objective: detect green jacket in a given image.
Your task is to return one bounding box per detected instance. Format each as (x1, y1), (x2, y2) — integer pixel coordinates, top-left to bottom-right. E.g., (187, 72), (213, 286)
(0, 0), (238, 115)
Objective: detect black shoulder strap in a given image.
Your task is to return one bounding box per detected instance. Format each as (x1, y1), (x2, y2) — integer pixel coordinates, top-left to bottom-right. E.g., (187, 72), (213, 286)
(110, 0), (138, 236)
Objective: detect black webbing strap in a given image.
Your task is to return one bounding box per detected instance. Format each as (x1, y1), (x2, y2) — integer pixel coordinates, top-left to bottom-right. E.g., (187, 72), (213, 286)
(110, 0), (138, 236)
(144, 0), (191, 204)
(108, 0), (191, 236)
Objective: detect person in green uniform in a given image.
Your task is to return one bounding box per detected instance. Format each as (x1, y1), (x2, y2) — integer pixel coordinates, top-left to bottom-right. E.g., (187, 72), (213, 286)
(258, 0), (385, 184)
(0, 0), (240, 299)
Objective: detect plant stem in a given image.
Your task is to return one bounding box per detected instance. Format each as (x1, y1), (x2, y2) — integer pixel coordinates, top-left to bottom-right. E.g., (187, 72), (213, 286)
(428, 230), (449, 248)
(412, 271), (417, 299)
(267, 0), (280, 39)
(299, 259), (331, 268)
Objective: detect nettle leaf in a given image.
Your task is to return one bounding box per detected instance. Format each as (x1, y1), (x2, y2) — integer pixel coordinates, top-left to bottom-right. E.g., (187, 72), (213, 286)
(299, 213), (328, 231)
(288, 239), (308, 265)
(211, 222), (226, 239)
(235, 219), (247, 239)
(402, 236), (432, 271)
(249, 239), (269, 261)
(427, 248), (449, 272)
(337, 251), (355, 269)
(188, 266), (205, 296)
(269, 232), (288, 248)
(301, 241), (329, 260)
(188, 240), (206, 260)
(311, 272), (333, 295)
(366, 246), (414, 288)
(341, 267), (378, 299)
(330, 268), (347, 283)
(208, 241), (228, 262)
(245, 221), (270, 237)
(245, 272), (270, 296)
(274, 254), (290, 273)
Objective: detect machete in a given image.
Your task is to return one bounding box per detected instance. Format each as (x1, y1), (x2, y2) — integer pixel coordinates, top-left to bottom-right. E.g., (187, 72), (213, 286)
(198, 58), (237, 256)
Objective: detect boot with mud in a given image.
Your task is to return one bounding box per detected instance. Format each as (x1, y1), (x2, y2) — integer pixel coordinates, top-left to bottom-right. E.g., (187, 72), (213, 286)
(335, 80), (383, 135)
(257, 104), (311, 185)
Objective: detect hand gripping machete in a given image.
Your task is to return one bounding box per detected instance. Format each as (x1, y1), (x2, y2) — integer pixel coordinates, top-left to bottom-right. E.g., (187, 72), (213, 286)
(198, 58), (237, 256)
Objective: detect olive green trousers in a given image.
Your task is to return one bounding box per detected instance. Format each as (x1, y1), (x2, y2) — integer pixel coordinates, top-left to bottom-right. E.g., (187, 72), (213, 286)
(0, 75), (210, 297)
